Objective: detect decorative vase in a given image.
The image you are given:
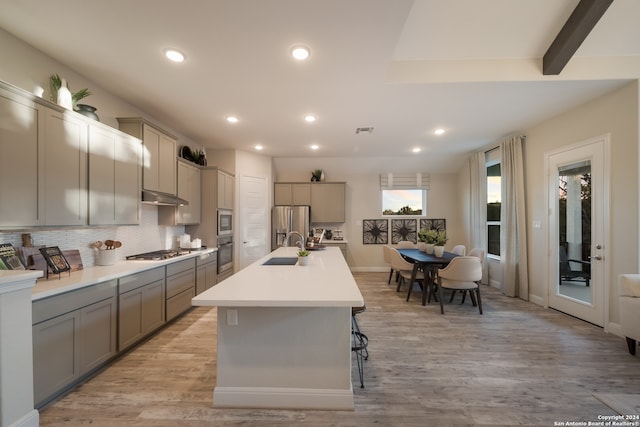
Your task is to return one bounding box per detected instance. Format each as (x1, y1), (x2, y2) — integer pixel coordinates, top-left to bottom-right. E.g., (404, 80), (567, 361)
(425, 244), (434, 255)
(76, 104), (100, 121)
(57, 79), (72, 110)
(417, 242), (426, 252)
(298, 256), (309, 266)
(434, 245), (445, 257)
(320, 171), (325, 182)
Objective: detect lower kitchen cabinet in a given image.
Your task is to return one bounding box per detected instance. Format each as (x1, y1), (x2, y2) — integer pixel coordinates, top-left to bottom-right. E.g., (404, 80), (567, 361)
(196, 252), (217, 294)
(118, 267), (166, 351)
(166, 258), (196, 321)
(32, 280), (117, 408)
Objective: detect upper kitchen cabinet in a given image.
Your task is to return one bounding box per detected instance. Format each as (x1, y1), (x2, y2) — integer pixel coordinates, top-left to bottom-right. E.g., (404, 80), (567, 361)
(310, 182), (345, 223)
(0, 83), (42, 226)
(218, 169), (234, 210)
(42, 106), (88, 226)
(88, 124), (142, 225)
(117, 118), (177, 196)
(159, 159), (201, 225)
(274, 183), (311, 206)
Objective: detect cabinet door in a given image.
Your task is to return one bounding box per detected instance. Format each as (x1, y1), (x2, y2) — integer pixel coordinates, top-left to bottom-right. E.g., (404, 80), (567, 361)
(274, 183), (292, 205)
(79, 296), (117, 374)
(42, 108), (88, 225)
(0, 88), (42, 226)
(176, 161), (201, 224)
(142, 124), (161, 192)
(310, 183), (345, 222)
(119, 279), (165, 351)
(218, 170), (234, 210)
(196, 257), (217, 294)
(141, 279), (165, 335)
(159, 133), (177, 195)
(88, 126), (141, 225)
(33, 311), (80, 407)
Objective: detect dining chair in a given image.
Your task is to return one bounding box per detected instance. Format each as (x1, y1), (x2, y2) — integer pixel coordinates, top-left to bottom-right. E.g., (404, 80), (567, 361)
(388, 247), (425, 296)
(396, 240), (417, 249)
(382, 245), (396, 284)
(451, 248), (485, 304)
(450, 245), (466, 256)
(436, 256), (483, 314)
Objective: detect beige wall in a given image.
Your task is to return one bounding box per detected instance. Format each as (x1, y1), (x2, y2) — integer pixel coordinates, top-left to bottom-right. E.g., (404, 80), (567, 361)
(273, 157), (464, 270)
(524, 80), (639, 328)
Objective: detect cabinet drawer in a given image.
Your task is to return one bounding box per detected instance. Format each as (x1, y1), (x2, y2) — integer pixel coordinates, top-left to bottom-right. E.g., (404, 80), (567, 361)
(119, 267), (164, 294)
(33, 280), (117, 325)
(166, 269), (195, 299)
(166, 287), (195, 321)
(196, 252), (216, 267)
(167, 258), (196, 276)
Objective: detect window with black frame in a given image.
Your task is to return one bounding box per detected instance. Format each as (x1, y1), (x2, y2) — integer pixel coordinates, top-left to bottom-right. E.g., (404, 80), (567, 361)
(487, 162), (501, 257)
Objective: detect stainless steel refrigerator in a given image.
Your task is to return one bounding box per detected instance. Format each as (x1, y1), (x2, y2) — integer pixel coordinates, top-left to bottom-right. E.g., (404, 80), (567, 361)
(272, 206), (310, 250)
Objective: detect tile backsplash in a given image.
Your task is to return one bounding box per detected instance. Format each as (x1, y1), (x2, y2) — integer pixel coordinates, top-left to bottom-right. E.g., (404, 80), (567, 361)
(0, 205), (186, 268)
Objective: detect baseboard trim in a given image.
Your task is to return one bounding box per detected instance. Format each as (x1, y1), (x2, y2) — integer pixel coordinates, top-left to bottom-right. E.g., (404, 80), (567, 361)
(350, 267), (389, 273)
(213, 386), (354, 410)
(9, 409), (39, 427)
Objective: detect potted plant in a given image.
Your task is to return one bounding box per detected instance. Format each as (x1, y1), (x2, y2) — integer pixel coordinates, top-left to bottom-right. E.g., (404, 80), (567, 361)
(311, 169), (324, 182)
(418, 228), (438, 254)
(433, 230), (449, 257)
(297, 249), (310, 266)
(49, 73), (92, 110)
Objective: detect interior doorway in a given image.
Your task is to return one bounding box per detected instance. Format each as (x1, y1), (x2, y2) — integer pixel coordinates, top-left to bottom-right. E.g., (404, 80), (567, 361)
(545, 135), (609, 327)
(238, 174), (269, 269)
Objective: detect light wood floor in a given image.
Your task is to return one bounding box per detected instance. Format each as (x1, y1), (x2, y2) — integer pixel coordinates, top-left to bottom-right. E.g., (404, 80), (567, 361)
(39, 272), (640, 426)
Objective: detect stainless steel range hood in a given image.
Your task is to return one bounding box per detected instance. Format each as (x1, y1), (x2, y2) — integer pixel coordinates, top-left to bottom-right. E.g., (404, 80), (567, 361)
(141, 190), (189, 206)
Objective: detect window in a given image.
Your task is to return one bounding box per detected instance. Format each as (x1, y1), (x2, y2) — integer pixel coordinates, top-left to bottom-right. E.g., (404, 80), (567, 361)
(487, 162), (501, 257)
(382, 189), (426, 216)
(380, 173), (429, 216)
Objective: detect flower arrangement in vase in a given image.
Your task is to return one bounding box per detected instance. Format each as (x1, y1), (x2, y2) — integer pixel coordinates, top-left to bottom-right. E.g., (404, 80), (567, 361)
(298, 249), (310, 266)
(418, 228), (439, 254)
(311, 169), (325, 182)
(49, 73), (91, 110)
(433, 230), (449, 257)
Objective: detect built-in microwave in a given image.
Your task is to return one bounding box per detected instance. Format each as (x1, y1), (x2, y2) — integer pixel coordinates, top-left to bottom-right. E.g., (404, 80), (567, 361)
(217, 209), (233, 236)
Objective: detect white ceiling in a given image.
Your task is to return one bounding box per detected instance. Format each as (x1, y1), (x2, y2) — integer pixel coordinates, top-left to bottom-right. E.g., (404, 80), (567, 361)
(0, 0), (638, 172)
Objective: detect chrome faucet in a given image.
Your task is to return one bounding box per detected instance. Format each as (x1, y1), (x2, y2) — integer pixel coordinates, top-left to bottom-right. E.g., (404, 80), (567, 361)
(285, 231), (306, 251)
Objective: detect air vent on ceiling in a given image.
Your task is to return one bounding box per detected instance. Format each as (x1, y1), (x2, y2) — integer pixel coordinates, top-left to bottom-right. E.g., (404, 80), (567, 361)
(355, 127), (374, 134)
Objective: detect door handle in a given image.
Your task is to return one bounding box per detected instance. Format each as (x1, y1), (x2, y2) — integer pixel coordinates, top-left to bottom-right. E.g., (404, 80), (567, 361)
(589, 255), (603, 261)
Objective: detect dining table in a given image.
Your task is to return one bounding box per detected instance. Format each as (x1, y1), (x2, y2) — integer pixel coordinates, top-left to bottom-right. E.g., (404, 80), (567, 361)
(397, 248), (459, 306)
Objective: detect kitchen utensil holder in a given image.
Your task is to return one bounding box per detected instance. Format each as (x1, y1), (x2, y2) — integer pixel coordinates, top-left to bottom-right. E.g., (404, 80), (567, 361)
(97, 249), (116, 266)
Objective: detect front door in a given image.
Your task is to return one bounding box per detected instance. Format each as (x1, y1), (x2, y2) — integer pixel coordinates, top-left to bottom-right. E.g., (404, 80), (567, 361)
(546, 135), (609, 326)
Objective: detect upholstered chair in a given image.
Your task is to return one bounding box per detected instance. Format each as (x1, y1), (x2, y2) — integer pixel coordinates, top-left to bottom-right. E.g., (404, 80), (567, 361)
(618, 274), (640, 355)
(388, 247), (424, 296)
(450, 245), (466, 256)
(436, 256), (483, 314)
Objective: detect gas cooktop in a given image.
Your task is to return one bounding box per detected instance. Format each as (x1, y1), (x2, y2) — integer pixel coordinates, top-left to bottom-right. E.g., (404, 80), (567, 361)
(126, 249), (191, 261)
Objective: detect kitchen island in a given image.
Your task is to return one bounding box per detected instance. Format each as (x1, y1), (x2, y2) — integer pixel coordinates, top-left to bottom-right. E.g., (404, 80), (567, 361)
(192, 246), (364, 410)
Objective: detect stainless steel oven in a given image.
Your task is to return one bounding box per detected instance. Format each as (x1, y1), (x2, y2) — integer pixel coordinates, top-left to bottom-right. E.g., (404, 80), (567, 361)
(217, 209), (233, 236)
(217, 235), (233, 276)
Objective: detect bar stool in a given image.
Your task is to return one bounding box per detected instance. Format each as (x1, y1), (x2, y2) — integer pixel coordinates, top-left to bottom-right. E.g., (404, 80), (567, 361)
(351, 305), (368, 388)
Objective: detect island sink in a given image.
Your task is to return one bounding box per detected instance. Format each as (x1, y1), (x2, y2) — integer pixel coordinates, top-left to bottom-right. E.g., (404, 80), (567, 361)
(262, 257), (299, 266)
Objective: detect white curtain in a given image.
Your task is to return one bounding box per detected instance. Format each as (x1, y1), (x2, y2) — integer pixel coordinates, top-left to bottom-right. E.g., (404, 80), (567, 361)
(500, 136), (529, 299)
(469, 152), (487, 283)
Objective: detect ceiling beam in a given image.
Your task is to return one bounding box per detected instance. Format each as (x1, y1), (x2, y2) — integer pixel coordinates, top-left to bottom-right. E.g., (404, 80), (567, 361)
(543, 0), (613, 75)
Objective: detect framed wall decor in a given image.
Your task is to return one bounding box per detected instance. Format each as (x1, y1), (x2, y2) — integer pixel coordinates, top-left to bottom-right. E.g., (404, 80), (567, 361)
(419, 218), (446, 232)
(362, 219), (388, 244)
(391, 218), (417, 243)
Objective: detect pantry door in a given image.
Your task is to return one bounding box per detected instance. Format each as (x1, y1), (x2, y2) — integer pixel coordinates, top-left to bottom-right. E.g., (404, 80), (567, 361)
(546, 135), (609, 327)
(239, 174), (268, 269)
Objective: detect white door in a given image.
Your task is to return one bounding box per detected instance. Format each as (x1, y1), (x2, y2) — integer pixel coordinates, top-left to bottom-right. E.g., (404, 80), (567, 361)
(239, 174), (269, 269)
(546, 135), (609, 326)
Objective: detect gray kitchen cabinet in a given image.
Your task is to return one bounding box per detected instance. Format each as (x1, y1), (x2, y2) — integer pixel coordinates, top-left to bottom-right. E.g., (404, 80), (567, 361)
(32, 280), (117, 408)
(310, 182), (345, 223)
(42, 105), (88, 226)
(274, 183), (311, 206)
(0, 84), (42, 227)
(118, 267), (166, 351)
(117, 117), (177, 196)
(166, 258), (196, 321)
(159, 159), (201, 225)
(88, 123), (142, 225)
(196, 252), (217, 295)
(218, 169), (235, 210)
(323, 242), (347, 260)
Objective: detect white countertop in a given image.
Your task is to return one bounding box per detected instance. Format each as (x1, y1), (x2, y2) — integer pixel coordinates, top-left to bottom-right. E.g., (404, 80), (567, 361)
(192, 246), (363, 308)
(31, 248), (217, 301)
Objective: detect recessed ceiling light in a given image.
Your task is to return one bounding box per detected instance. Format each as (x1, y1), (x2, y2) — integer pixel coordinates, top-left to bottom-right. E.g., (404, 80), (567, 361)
(164, 48), (185, 63)
(291, 45), (310, 60)
(311, 144), (319, 150)
(255, 144), (263, 151)
(412, 147), (421, 153)
(304, 114), (316, 123)
(434, 128), (446, 135)
(226, 115), (239, 123)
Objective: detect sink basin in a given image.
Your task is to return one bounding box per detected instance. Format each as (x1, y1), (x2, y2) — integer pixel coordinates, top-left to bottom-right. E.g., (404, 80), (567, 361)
(262, 257), (299, 266)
